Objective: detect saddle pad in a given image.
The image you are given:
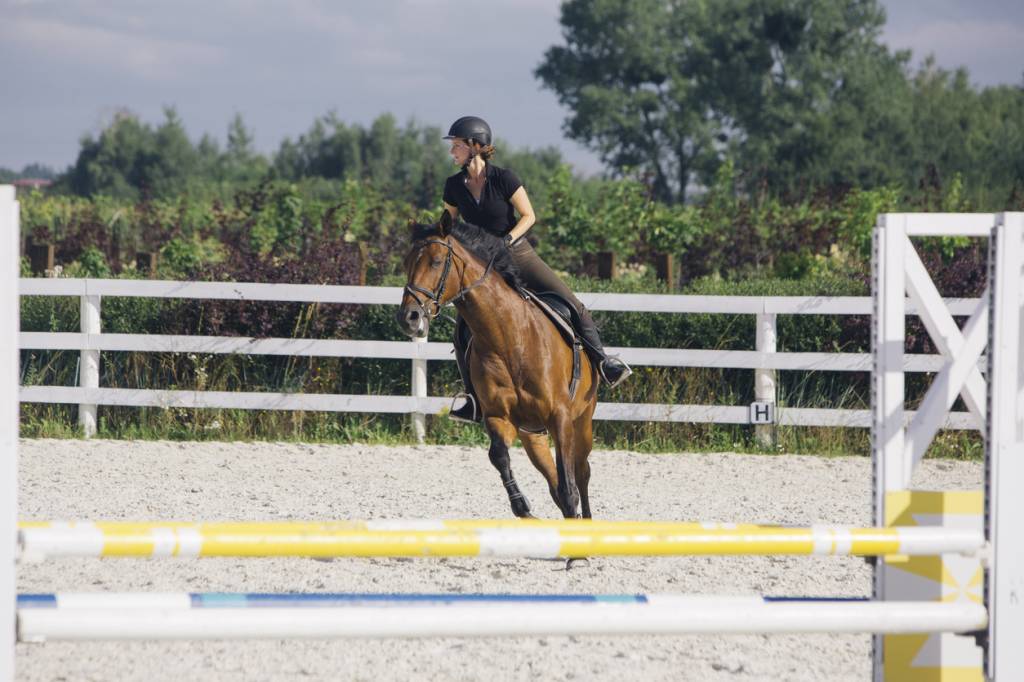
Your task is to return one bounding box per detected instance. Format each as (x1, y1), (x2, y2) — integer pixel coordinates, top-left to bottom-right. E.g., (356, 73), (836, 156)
(522, 290), (576, 346)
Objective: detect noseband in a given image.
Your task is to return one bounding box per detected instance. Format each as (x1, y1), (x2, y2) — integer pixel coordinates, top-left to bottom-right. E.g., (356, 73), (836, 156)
(403, 238), (495, 320)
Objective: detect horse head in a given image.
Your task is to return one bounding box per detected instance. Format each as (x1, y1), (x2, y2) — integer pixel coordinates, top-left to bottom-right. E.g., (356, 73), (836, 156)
(396, 217), (524, 338)
(396, 220), (461, 338)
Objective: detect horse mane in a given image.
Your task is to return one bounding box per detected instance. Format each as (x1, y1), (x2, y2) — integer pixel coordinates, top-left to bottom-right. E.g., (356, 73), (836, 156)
(410, 220), (526, 291)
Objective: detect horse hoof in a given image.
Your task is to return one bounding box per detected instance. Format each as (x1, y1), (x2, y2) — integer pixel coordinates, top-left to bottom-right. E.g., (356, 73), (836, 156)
(564, 557), (591, 571)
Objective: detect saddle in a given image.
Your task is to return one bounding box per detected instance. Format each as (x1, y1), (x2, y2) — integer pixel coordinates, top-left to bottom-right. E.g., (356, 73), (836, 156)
(455, 289), (586, 404)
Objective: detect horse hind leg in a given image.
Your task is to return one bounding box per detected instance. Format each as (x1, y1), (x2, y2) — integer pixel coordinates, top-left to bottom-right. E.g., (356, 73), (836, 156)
(564, 411), (596, 571)
(576, 458), (592, 520)
(486, 418), (532, 518)
(520, 431), (561, 517)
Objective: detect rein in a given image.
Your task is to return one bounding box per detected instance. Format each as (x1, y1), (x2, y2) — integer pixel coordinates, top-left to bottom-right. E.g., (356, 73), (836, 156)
(403, 238), (496, 320)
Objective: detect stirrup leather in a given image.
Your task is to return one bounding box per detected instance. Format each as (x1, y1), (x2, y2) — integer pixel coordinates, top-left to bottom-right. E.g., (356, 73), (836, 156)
(448, 392), (480, 423)
(599, 357), (633, 389)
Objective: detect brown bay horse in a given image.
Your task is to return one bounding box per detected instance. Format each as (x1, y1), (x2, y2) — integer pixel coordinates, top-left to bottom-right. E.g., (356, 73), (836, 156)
(396, 218), (597, 519)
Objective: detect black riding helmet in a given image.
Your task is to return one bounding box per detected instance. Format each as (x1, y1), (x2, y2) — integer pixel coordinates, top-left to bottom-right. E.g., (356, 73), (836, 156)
(443, 116), (492, 146)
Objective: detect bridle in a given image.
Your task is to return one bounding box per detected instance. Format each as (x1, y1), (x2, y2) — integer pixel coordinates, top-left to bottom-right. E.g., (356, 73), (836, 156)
(402, 238), (496, 321)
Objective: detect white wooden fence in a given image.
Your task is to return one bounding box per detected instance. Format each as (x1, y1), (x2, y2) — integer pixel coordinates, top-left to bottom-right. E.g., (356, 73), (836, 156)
(17, 277), (982, 441)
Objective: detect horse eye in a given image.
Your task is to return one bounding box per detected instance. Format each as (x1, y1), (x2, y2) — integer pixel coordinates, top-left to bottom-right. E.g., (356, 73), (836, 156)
(429, 259), (442, 268)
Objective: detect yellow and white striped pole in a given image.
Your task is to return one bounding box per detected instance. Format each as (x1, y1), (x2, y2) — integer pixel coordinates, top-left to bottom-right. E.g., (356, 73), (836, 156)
(18, 520), (984, 560)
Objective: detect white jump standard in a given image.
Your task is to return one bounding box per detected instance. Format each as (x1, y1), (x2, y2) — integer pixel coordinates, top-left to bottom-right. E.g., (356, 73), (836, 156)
(872, 212), (1024, 680)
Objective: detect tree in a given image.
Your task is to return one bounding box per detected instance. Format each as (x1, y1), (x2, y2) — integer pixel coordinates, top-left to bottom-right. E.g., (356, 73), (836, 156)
(195, 133), (222, 182)
(18, 163), (57, 180)
(364, 113), (400, 190)
(536, 0), (700, 201)
(223, 114), (268, 184)
(275, 113), (363, 181)
(709, 0), (912, 194)
(904, 60), (1024, 207)
(66, 109), (153, 199)
(497, 144), (566, 211)
(0, 165), (55, 182)
(147, 107), (199, 196)
(535, 0), (908, 201)
(65, 108), (199, 199)
(272, 114), (451, 207)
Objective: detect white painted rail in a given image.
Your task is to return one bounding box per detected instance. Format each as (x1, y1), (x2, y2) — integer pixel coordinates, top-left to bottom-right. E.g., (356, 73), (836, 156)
(16, 277), (983, 314)
(18, 276), (984, 438)
(16, 595), (988, 641)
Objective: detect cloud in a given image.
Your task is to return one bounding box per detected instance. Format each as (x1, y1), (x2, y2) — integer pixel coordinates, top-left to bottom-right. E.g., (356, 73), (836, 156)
(0, 1), (588, 170)
(286, 0), (360, 38)
(1, 16), (226, 80)
(883, 19), (1024, 85)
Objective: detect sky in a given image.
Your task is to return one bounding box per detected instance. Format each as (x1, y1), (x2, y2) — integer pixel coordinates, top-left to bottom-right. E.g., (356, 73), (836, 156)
(1, 0), (1022, 175)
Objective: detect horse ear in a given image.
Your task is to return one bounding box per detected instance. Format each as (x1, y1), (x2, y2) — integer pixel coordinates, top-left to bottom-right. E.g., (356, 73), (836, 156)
(438, 210), (453, 236)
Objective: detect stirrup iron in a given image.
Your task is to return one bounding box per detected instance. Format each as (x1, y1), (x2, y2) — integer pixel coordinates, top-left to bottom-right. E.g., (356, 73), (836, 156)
(448, 392), (480, 423)
(599, 357), (633, 389)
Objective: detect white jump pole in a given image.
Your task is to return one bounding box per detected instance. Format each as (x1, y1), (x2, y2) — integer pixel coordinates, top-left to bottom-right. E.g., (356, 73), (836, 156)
(16, 595), (987, 642)
(1, 186), (19, 681)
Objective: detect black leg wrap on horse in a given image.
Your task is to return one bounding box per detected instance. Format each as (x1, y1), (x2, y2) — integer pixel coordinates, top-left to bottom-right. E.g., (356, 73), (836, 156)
(490, 434), (531, 516)
(576, 307), (633, 388)
(503, 479), (527, 502)
(450, 317), (482, 423)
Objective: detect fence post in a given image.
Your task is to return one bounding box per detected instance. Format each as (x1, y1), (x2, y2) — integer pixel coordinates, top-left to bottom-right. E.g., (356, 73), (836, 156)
(28, 240), (54, 276)
(755, 311), (777, 447)
(410, 334), (427, 443)
(136, 251), (158, 277)
(357, 242), (370, 286)
(1, 185), (19, 681)
(79, 292), (101, 438)
(654, 253), (675, 290)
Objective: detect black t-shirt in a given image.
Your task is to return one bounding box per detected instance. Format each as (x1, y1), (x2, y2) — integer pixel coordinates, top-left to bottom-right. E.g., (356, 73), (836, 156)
(443, 163), (523, 236)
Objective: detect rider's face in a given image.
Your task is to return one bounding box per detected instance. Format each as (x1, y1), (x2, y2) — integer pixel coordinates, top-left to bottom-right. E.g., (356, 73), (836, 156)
(449, 139), (472, 165)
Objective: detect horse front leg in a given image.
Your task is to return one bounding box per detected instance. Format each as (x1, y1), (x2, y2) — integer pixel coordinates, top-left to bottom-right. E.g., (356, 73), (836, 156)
(574, 409), (595, 519)
(551, 412), (581, 519)
(485, 417), (532, 518)
(520, 431), (561, 516)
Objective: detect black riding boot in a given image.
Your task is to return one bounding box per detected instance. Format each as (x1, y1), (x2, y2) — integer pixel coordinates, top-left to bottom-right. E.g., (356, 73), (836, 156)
(450, 318), (482, 423)
(577, 308), (632, 388)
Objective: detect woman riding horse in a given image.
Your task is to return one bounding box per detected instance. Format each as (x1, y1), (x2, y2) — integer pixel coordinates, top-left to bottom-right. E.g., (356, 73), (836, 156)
(441, 115), (632, 423)
(399, 214), (597, 519)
